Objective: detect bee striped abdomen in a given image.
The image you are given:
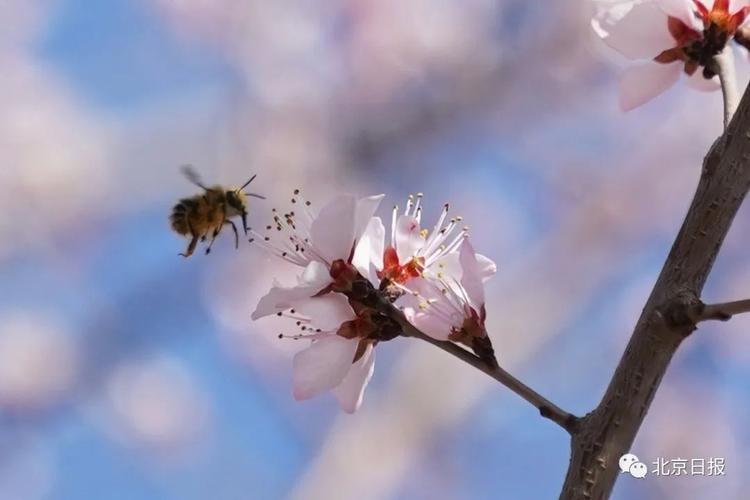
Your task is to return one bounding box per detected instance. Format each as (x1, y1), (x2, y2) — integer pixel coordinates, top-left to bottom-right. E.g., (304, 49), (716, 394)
(170, 198), (197, 235)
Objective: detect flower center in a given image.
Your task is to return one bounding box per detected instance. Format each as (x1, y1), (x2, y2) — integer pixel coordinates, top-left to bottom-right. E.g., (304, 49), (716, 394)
(696, 0), (747, 34)
(657, 12), (734, 79)
(378, 246), (425, 284)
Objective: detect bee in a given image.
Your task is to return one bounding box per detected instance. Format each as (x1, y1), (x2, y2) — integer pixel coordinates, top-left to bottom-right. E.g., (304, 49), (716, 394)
(170, 165), (265, 257)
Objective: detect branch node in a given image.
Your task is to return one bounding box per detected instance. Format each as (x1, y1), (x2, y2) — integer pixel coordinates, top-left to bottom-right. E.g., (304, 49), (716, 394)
(656, 293), (702, 337)
(540, 406), (581, 434)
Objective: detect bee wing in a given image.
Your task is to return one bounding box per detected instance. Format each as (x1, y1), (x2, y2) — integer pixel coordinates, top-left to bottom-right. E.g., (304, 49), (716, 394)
(180, 165), (208, 190)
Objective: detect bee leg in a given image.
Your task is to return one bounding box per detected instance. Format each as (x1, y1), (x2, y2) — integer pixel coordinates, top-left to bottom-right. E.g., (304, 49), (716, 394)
(225, 220), (239, 249)
(179, 221), (199, 258)
(205, 226), (224, 255)
(179, 235), (198, 257)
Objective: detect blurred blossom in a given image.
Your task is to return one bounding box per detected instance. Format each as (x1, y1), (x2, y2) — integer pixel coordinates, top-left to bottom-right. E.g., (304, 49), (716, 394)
(103, 357), (209, 453)
(347, 0), (501, 96)
(151, 0), (335, 105)
(0, 312), (78, 413)
(0, 30), (112, 261)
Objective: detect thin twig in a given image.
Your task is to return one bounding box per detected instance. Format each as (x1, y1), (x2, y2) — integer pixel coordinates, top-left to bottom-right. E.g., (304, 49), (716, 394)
(375, 297), (579, 433)
(715, 46), (739, 130)
(693, 298), (750, 322)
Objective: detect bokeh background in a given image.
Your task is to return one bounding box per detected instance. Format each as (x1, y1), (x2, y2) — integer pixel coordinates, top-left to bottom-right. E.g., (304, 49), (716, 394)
(2, 0), (750, 498)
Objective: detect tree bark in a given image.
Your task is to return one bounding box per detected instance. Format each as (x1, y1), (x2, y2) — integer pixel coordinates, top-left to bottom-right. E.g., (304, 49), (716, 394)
(559, 84), (750, 499)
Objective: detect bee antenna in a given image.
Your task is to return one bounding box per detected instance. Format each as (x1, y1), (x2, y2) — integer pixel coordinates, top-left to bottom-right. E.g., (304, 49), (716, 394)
(238, 174), (258, 192)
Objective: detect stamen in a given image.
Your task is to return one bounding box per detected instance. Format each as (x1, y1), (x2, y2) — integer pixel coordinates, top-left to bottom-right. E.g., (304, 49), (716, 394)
(423, 203), (449, 251)
(391, 205), (398, 246)
(426, 229), (467, 266)
(422, 216), (457, 257)
(251, 188), (335, 266)
(405, 194), (414, 216)
(278, 332), (328, 340)
(413, 193), (423, 223)
(249, 228), (308, 266)
(278, 311), (311, 322)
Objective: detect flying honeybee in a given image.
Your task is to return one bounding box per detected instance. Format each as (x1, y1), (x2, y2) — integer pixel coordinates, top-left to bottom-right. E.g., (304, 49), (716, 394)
(170, 166), (265, 257)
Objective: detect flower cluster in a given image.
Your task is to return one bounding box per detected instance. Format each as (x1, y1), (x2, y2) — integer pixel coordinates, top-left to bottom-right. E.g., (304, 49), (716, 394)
(593, 0), (750, 110)
(251, 191), (497, 412)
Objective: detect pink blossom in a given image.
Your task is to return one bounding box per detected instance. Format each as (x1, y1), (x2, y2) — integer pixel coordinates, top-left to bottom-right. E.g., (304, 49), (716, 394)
(592, 0), (750, 110)
(356, 193), (496, 287)
(251, 192), (384, 320)
(275, 294), (376, 413)
(396, 238), (488, 342)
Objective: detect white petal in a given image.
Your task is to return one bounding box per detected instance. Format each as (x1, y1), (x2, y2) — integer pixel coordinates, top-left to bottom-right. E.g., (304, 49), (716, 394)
(427, 252), (462, 281)
(292, 294), (356, 332)
(396, 277), (463, 340)
(475, 253), (497, 282)
(596, 2), (674, 60)
(685, 70), (721, 92)
(298, 260), (333, 287)
(656, 0), (704, 30)
(395, 284), (421, 311)
(352, 217), (385, 280)
(592, 1), (637, 39)
(427, 250), (496, 283)
(292, 335), (359, 401)
(395, 215), (425, 263)
(619, 62), (681, 110)
(413, 312), (455, 341)
(252, 281), (323, 319)
(459, 239), (485, 310)
(252, 261), (333, 320)
(353, 195), (385, 246)
(332, 344), (375, 413)
(310, 195), (357, 264)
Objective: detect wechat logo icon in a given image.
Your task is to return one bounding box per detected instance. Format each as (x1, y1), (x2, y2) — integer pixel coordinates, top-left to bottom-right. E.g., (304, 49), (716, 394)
(619, 453), (648, 479)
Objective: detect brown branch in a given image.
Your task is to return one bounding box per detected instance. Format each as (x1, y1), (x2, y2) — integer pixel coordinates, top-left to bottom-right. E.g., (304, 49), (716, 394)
(373, 296), (579, 433)
(691, 298), (750, 322)
(559, 79), (750, 497)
